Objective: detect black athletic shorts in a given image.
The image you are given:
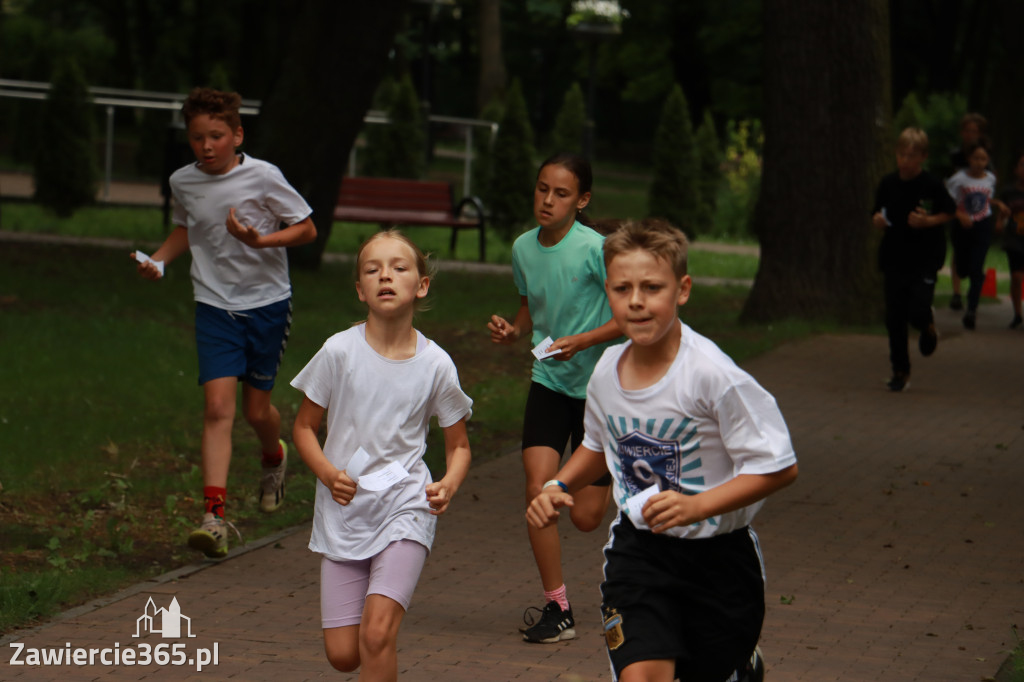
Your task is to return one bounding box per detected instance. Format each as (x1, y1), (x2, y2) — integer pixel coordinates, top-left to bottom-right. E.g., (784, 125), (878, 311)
(600, 514), (765, 681)
(521, 382), (611, 486)
(1007, 248), (1024, 273)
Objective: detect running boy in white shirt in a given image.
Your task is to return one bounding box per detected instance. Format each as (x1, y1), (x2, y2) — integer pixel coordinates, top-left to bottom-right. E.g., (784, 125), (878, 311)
(133, 87), (317, 558)
(527, 219), (798, 682)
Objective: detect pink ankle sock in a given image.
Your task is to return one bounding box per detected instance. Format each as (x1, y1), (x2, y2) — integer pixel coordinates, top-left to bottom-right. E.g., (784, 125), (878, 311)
(544, 584), (569, 611)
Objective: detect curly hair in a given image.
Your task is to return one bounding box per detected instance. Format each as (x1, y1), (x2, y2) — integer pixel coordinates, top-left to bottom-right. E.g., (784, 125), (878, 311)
(181, 87), (242, 130)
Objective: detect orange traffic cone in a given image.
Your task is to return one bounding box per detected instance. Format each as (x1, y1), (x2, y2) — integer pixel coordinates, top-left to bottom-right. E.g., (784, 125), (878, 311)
(981, 267), (998, 298)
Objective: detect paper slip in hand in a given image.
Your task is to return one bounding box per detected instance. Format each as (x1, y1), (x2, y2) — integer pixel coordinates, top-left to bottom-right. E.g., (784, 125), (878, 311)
(880, 207), (892, 226)
(345, 447), (410, 492)
(346, 447), (372, 481)
(531, 336), (562, 361)
(625, 484), (660, 529)
(358, 462), (410, 492)
(134, 250), (165, 276)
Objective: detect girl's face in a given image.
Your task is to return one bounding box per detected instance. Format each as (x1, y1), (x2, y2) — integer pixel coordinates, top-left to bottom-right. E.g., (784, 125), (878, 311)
(356, 236), (429, 317)
(187, 114), (243, 175)
(968, 147), (990, 177)
(533, 164), (591, 232)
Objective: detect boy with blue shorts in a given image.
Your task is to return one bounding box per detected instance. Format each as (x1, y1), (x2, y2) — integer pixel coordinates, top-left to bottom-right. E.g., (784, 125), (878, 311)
(133, 87), (317, 558)
(527, 220), (798, 681)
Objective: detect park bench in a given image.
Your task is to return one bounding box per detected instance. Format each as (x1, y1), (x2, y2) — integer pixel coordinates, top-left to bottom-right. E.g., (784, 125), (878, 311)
(333, 176), (487, 261)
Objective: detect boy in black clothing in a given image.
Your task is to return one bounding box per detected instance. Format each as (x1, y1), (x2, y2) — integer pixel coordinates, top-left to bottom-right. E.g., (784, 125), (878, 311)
(872, 127), (956, 392)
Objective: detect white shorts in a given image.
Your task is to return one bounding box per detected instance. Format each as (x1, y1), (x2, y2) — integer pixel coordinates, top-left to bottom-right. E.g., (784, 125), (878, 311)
(320, 540), (428, 629)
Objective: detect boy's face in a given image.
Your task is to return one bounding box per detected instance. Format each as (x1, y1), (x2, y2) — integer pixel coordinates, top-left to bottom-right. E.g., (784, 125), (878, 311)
(960, 122), (980, 146)
(187, 114), (244, 175)
(605, 249), (691, 350)
(896, 146), (927, 180)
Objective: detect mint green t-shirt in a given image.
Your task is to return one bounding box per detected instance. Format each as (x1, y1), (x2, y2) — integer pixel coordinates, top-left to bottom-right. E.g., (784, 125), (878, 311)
(511, 221), (614, 399)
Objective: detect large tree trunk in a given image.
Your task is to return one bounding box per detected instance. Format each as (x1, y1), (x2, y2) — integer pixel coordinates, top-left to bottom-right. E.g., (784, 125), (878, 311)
(476, 0), (507, 112)
(742, 0), (891, 323)
(985, 1), (1024, 180)
(256, 0), (404, 270)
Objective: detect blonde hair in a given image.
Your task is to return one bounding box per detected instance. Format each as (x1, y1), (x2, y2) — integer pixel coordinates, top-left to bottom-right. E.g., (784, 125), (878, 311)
(354, 230), (434, 312)
(603, 218), (689, 278)
(896, 127), (929, 154)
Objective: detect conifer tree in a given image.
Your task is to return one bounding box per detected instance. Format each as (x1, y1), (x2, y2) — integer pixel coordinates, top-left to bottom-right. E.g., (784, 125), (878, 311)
(485, 79), (536, 238)
(363, 73), (425, 179)
(34, 58), (97, 218)
(694, 110), (722, 236)
(648, 84), (700, 238)
(550, 83), (585, 155)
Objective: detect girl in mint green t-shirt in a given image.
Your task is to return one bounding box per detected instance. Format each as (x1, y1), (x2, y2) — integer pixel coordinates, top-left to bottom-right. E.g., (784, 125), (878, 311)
(486, 153), (622, 643)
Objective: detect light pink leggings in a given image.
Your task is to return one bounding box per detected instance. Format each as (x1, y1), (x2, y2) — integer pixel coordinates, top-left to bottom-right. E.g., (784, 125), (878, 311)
(320, 540), (428, 629)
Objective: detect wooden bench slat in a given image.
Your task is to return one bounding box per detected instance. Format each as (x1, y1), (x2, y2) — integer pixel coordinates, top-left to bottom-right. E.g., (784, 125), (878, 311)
(335, 176), (486, 261)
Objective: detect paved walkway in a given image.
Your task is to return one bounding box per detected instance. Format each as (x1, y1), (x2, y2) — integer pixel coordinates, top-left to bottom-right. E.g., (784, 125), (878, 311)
(3, 292), (1022, 681)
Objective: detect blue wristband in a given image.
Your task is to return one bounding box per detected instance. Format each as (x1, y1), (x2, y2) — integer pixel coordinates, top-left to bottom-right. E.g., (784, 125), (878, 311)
(543, 479), (568, 493)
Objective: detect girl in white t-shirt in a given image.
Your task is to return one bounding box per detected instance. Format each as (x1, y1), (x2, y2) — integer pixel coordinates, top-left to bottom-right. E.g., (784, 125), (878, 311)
(945, 141), (1009, 328)
(291, 231), (473, 679)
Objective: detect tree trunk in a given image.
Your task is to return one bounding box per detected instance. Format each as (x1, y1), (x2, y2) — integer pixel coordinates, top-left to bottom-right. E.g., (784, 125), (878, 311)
(255, 0), (404, 270)
(741, 0), (891, 323)
(984, 1), (1024, 180)
(476, 0), (507, 112)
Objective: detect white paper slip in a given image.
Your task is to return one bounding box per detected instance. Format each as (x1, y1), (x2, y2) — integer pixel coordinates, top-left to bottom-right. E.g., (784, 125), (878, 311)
(346, 446), (372, 481)
(880, 207), (892, 226)
(625, 484), (660, 529)
(134, 250), (165, 276)
(358, 461), (410, 492)
(531, 336), (562, 360)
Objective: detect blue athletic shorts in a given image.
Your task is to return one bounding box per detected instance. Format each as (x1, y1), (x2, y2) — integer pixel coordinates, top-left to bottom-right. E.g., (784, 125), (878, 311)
(194, 298), (291, 390)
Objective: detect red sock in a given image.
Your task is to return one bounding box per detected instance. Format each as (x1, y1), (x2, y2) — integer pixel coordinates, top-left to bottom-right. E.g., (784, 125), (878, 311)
(203, 486), (227, 518)
(261, 441), (283, 468)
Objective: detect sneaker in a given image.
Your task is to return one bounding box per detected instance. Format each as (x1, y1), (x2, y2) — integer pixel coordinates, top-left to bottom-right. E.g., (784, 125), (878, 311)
(737, 646), (765, 682)
(1010, 315), (1023, 330)
(918, 322), (938, 357)
(522, 601), (576, 643)
(187, 513), (240, 559)
(886, 372), (909, 392)
(949, 293), (963, 310)
(259, 440), (287, 513)
(962, 310), (976, 330)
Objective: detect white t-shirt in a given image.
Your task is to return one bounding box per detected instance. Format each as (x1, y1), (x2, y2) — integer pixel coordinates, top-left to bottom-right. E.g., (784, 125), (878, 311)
(582, 321), (796, 539)
(945, 169), (997, 222)
(290, 325), (473, 561)
(170, 154), (312, 311)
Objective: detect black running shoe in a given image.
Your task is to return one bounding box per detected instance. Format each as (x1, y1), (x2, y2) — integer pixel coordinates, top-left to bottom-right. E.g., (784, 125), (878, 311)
(918, 322), (937, 357)
(522, 601), (576, 643)
(732, 645), (765, 682)
(950, 293), (963, 311)
(963, 310), (976, 330)
(1010, 315), (1022, 330)
(886, 372), (909, 392)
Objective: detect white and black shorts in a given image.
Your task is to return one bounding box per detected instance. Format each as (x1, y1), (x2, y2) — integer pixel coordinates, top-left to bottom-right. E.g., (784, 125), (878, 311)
(600, 514), (765, 681)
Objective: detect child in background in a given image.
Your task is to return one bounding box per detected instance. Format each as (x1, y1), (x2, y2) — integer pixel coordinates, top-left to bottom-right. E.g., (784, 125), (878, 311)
(996, 150), (1024, 329)
(527, 219), (798, 682)
(947, 112), (989, 311)
(487, 152), (621, 644)
(133, 87), (316, 557)
(945, 139), (1008, 330)
(291, 231), (472, 680)
(872, 127), (956, 392)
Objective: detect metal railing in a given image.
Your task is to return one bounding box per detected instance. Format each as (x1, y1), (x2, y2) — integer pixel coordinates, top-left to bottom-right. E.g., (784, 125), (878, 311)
(0, 78), (496, 200)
